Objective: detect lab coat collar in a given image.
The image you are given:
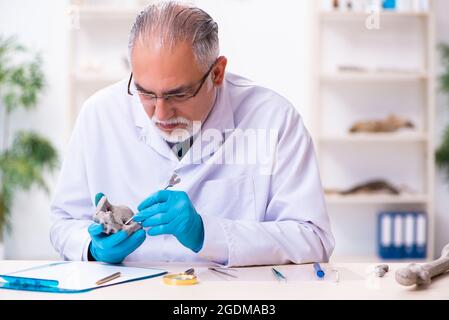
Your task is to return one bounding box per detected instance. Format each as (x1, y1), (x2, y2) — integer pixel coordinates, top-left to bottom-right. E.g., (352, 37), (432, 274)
(129, 76), (235, 165)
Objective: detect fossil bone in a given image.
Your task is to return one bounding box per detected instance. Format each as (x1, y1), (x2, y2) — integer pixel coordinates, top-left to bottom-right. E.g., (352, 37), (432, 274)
(93, 195), (141, 235)
(350, 114), (415, 133)
(395, 244), (449, 286)
(325, 180), (401, 196)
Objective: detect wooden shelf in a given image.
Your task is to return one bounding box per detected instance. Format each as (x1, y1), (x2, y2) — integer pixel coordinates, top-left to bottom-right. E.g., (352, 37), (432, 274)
(321, 71), (428, 82)
(77, 5), (142, 19)
(71, 71), (127, 84)
(321, 11), (430, 20)
(320, 133), (428, 143)
(330, 255), (429, 263)
(325, 194), (429, 205)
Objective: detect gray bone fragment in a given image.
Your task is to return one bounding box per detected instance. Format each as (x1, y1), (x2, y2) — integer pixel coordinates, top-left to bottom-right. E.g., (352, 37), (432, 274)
(374, 264), (389, 277)
(93, 195), (141, 235)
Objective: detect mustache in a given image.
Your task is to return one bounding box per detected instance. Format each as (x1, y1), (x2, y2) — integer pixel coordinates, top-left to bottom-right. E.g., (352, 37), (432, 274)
(151, 116), (191, 126)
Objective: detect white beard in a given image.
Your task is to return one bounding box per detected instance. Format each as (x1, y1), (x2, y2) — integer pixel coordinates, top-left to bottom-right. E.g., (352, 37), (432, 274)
(151, 116), (200, 143)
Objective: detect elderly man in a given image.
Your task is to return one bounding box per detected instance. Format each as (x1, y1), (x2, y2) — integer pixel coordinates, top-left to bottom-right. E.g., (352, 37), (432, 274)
(50, 1), (334, 266)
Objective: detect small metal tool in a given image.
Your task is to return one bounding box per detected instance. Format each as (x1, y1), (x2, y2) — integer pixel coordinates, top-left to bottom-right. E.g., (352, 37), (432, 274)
(184, 268), (195, 275)
(164, 173), (181, 190)
(124, 173), (181, 225)
(208, 267), (238, 279)
(271, 268), (287, 282)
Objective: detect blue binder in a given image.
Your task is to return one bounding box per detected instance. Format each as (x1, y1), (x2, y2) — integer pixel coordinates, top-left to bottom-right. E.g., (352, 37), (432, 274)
(404, 212), (415, 258)
(392, 212), (405, 259)
(378, 212), (394, 259)
(377, 211), (427, 260)
(383, 0), (396, 10)
(415, 212), (427, 258)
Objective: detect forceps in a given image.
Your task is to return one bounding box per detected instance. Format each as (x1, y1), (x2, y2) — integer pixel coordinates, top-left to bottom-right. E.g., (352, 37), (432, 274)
(208, 267), (238, 279)
(124, 173), (181, 225)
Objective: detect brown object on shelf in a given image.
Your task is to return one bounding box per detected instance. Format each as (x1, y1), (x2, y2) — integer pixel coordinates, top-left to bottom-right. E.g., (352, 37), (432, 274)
(325, 180), (401, 196)
(333, 0), (339, 9)
(349, 115), (415, 133)
(338, 65), (368, 73)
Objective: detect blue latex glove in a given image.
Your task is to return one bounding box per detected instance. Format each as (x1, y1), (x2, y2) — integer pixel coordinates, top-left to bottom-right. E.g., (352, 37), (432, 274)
(88, 224), (146, 264)
(88, 193), (146, 264)
(133, 190), (204, 253)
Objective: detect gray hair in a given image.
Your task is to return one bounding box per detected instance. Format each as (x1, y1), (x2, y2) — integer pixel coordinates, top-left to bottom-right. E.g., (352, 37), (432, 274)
(128, 1), (219, 71)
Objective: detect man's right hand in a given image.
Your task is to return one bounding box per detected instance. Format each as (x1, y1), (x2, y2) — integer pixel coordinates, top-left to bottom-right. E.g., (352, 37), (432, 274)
(88, 223), (146, 264)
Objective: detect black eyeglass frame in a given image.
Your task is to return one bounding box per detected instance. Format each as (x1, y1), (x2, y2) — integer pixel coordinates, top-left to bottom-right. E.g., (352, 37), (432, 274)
(127, 59), (218, 105)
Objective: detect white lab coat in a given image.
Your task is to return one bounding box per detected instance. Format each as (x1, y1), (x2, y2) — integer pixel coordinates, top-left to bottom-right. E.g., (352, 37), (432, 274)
(50, 72), (334, 266)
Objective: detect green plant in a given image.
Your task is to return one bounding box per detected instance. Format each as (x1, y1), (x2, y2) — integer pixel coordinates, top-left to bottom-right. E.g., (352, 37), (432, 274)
(437, 44), (449, 181)
(436, 44), (449, 178)
(0, 36), (58, 234)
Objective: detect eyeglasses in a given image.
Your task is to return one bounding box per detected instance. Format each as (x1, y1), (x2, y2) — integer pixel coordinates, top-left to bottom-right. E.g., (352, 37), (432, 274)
(127, 59), (217, 107)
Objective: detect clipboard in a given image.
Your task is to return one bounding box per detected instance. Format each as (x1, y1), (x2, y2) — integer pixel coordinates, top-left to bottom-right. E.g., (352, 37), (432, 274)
(0, 261), (167, 293)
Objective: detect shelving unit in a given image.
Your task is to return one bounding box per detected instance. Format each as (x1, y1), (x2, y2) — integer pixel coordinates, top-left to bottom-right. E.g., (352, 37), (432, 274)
(68, 1), (150, 133)
(313, 1), (436, 262)
(325, 194), (429, 205)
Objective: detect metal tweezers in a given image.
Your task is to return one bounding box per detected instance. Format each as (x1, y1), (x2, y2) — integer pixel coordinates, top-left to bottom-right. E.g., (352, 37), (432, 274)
(184, 268), (195, 275)
(208, 267), (238, 279)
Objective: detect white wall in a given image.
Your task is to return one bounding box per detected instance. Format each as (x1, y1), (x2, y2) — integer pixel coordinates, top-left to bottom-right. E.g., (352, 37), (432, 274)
(0, 0), (447, 260)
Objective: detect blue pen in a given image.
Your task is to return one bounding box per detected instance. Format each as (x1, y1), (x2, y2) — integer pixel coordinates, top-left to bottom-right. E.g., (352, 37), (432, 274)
(313, 263), (325, 278)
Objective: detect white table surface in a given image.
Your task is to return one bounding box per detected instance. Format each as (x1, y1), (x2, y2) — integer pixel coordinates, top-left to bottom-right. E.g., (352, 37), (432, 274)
(0, 260), (448, 300)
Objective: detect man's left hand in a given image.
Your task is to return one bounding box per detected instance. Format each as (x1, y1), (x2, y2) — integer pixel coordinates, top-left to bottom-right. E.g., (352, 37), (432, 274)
(133, 190), (204, 253)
